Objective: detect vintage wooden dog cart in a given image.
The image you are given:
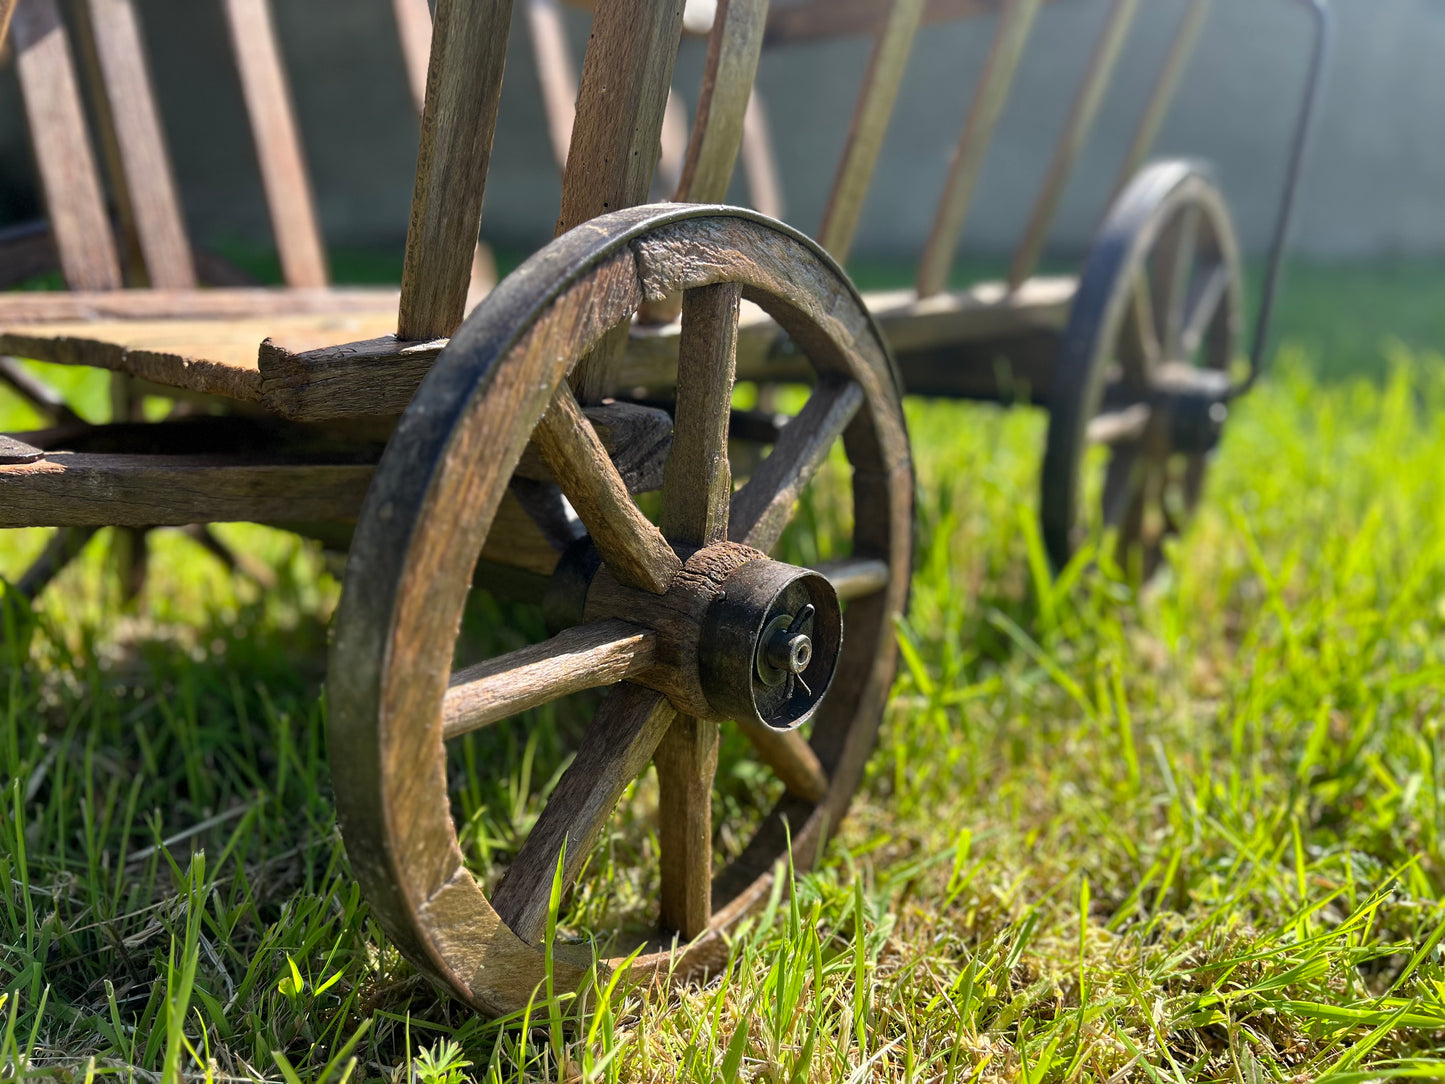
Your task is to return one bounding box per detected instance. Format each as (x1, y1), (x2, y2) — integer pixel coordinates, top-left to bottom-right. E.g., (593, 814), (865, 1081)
(0, 0), (1327, 1013)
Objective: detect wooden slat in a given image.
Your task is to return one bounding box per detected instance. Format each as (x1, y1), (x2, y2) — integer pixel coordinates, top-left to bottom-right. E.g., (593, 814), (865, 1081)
(10, 0), (123, 291)
(1112, 0), (1210, 199)
(0, 453), (373, 527)
(72, 0), (196, 289)
(558, 0), (685, 397)
(222, 0), (328, 289)
(392, 0), (435, 114)
(765, 0), (1021, 44)
(816, 0), (924, 264)
(915, 0), (1042, 298)
(1006, 0), (1141, 290)
(673, 0), (767, 203)
(442, 620), (658, 738)
(555, 0), (685, 234)
(740, 90), (784, 218)
(1, 0), (17, 44)
(397, 0), (513, 341)
(527, 0), (579, 172)
(0, 287), (398, 324)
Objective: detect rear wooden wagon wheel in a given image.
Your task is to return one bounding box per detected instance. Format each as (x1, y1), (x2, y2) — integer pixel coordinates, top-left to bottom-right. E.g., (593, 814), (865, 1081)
(1041, 160), (1243, 580)
(329, 205), (912, 1015)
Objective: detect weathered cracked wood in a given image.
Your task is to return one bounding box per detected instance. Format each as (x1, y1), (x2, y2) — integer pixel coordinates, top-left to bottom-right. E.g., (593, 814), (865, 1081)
(816, 0), (924, 264)
(0, 453), (373, 527)
(442, 620), (658, 738)
(222, 0), (328, 289)
(10, 0), (123, 291)
(72, 0), (195, 289)
(674, 0), (767, 204)
(656, 713), (718, 937)
(491, 682), (677, 943)
(328, 207), (911, 1014)
(398, 0), (513, 340)
(535, 382), (681, 594)
(916, 0), (1042, 298)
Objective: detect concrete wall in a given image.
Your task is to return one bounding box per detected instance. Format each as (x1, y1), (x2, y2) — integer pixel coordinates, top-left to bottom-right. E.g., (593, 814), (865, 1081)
(1, 1), (1441, 266)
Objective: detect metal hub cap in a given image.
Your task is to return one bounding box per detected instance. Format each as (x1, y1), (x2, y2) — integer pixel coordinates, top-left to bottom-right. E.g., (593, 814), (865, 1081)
(698, 559), (842, 732)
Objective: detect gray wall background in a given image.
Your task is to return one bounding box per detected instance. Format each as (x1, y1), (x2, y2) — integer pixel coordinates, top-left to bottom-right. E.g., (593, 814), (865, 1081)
(1, 1), (1439, 266)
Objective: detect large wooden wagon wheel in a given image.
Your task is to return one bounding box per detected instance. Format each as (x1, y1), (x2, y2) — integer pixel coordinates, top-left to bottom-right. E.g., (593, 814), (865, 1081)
(329, 205), (912, 1015)
(1041, 159), (1243, 580)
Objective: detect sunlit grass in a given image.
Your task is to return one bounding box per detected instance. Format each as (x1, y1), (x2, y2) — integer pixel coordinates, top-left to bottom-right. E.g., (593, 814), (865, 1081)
(3, 318), (1445, 1079)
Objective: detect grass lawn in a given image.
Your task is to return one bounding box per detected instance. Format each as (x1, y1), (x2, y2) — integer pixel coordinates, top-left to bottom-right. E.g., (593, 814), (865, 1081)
(2, 264), (1445, 1081)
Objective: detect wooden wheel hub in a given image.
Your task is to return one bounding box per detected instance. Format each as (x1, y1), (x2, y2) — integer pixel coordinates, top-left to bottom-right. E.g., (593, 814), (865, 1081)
(573, 542), (842, 730)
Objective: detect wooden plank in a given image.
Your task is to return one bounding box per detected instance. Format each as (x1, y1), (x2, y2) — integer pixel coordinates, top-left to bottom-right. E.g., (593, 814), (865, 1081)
(491, 683), (676, 943)
(10, 0), (123, 291)
(915, 0), (1042, 298)
(816, 0), (925, 264)
(740, 90), (784, 218)
(0, 286), (398, 324)
(397, 0), (514, 341)
(1007, 0), (1141, 290)
(673, 0), (768, 204)
(221, 0), (328, 289)
(1112, 0), (1211, 199)
(533, 382), (682, 594)
(442, 620), (658, 738)
(72, 0), (196, 289)
(392, 0), (435, 114)
(0, 453), (374, 527)
(249, 278), (1074, 421)
(527, 0), (579, 172)
(2, 310), (400, 403)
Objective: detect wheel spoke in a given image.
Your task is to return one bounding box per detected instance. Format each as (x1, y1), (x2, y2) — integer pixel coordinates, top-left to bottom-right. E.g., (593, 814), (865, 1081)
(443, 620), (658, 739)
(1086, 403), (1151, 447)
(737, 718), (828, 804)
(1102, 440), (1144, 532)
(533, 382), (682, 594)
(1120, 269), (1160, 385)
(729, 379), (863, 551)
(0, 357), (85, 427)
(15, 526), (98, 600)
(1158, 203), (1201, 361)
(1179, 262), (1230, 358)
(491, 682), (677, 944)
(662, 283), (741, 547)
(656, 715), (719, 939)
(813, 556), (890, 602)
